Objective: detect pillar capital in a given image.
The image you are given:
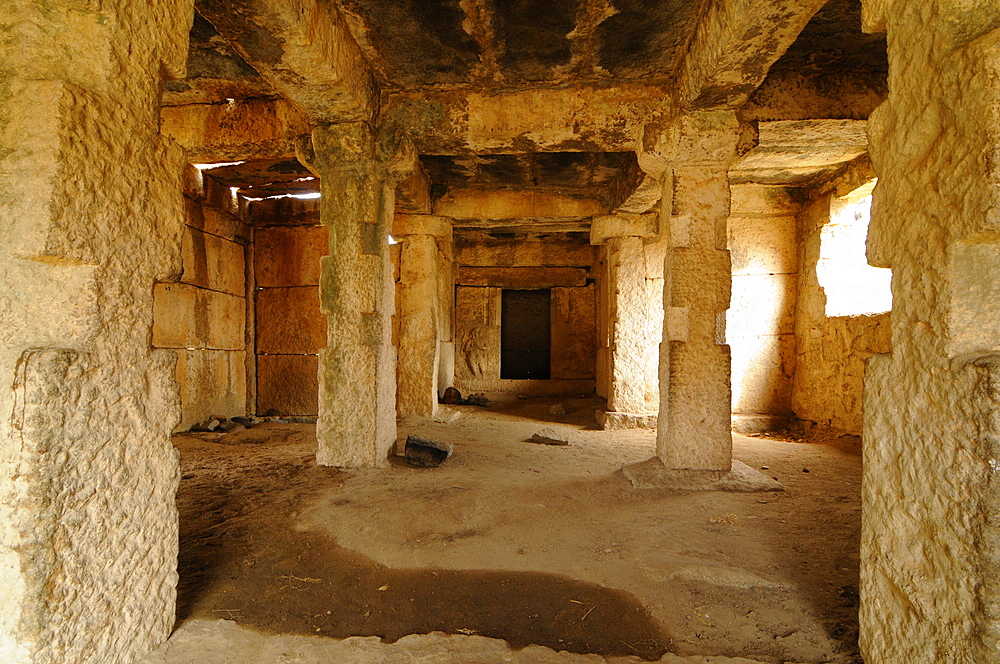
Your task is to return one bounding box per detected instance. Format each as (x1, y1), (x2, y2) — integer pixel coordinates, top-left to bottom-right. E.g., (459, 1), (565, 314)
(637, 111), (757, 176)
(392, 213), (453, 239)
(590, 212), (660, 245)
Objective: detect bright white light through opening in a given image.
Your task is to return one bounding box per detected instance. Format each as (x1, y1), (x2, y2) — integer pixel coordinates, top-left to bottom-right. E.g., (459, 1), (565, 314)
(817, 180), (892, 317)
(388, 236), (399, 245)
(193, 161), (245, 170)
(242, 192), (322, 202)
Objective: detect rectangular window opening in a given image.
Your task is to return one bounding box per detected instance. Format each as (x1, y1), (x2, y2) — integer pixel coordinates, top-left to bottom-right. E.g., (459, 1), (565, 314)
(500, 289), (551, 379)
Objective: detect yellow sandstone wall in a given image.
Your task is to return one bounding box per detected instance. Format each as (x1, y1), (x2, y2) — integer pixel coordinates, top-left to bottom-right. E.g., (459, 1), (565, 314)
(153, 168), (249, 430)
(0, 1), (194, 662)
(859, 1), (1000, 660)
(251, 198), (327, 416)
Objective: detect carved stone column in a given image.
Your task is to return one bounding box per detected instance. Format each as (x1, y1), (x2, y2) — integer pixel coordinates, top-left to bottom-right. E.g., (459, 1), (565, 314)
(592, 212), (661, 429)
(393, 214), (453, 418)
(309, 122), (410, 467)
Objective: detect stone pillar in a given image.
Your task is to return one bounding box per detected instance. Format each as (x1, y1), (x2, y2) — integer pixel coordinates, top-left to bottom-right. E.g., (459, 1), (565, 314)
(393, 214), (453, 418)
(592, 213), (661, 429)
(657, 112), (747, 471)
(310, 123), (399, 468)
(856, 2), (1000, 661)
(0, 2), (193, 663)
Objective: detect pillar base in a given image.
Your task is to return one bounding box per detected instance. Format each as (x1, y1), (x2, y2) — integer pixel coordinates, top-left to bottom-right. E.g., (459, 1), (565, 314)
(597, 410), (658, 430)
(622, 457), (784, 492)
(731, 414), (790, 435)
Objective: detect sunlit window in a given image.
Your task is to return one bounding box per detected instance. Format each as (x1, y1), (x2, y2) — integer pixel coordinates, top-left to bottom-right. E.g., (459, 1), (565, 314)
(817, 180), (892, 317)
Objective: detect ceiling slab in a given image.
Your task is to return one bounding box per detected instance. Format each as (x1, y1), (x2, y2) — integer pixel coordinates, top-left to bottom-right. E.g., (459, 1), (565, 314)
(730, 119), (868, 184)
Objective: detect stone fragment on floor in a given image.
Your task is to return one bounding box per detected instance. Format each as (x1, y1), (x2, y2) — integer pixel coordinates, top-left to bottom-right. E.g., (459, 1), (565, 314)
(531, 428), (571, 446)
(404, 435), (454, 467)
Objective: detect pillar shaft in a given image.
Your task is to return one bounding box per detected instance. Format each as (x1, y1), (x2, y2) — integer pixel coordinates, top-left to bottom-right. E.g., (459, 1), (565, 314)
(313, 123), (396, 467)
(657, 112), (743, 471)
(397, 234), (440, 417)
(606, 235), (651, 414)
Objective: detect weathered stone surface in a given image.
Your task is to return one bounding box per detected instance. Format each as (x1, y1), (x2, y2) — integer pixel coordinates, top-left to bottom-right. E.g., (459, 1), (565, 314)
(174, 350), (247, 431)
(729, 274), (797, 338)
(197, 0), (377, 123)
(454, 287), (501, 383)
(255, 226), (328, 287)
(458, 266), (587, 289)
(250, 197), (322, 227)
(257, 354), (319, 416)
(152, 283), (245, 351)
(622, 458), (784, 493)
(604, 236), (654, 416)
(590, 212), (660, 245)
(397, 233), (441, 418)
(311, 122), (398, 468)
(793, 192), (889, 433)
(857, 5), (1000, 661)
(184, 195), (245, 242)
(0, 2), (192, 661)
(181, 226), (245, 296)
(729, 335), (796, 417)
(384, 84), (674, 155)
(530, 429), (571, 446)
(730, 120), (869, 184)
(256, 287), (326, 354)
(598, 411), (658, 430)
(436, 189), (605, 222)
(655, 111), (743, 472)
(551, 285), (597, 380)
(728, 215), (798, 276)
(161, 97), (307, 161)
(679, 0), (827, 108)
(403, 436), (453, 467)
(392, 214), (452, 238)
(455, 237), (596, 268)
(140, 619), (775, 664)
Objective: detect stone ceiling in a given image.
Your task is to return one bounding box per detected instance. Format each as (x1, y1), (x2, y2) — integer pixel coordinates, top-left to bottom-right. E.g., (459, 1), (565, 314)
(335, 0), (711, 91)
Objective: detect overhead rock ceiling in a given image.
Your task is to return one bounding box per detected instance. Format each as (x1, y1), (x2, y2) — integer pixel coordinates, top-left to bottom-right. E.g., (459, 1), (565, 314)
(335, 0), (712, 90)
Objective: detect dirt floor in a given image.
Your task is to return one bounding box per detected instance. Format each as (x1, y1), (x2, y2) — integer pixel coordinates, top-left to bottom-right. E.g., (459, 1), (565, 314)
(170, 398), (861, 664)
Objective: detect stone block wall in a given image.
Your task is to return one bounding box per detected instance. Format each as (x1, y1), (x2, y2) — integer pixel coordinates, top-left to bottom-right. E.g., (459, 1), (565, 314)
(727, 184), (800, 429)
(792, 187), (890, 434)
(153, 169), (249, 431)
(0, 1), (193, 662)
(452, 234), (598, 395)
(251, 198), (327, 416)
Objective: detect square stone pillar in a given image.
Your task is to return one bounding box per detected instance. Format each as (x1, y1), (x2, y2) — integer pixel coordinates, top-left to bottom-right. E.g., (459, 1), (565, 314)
(591, 213), (661, 429)
(657, 112), (748, 472)
(310, 123), (399, 467)
(393, 214), (453, 418)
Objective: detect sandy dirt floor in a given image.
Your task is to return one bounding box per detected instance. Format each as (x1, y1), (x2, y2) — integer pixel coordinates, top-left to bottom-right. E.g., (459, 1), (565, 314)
(168, 398), (861, 664)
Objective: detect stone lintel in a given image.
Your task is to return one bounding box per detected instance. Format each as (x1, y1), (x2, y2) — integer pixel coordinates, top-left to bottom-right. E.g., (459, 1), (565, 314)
(456, 266), (587, 289)
(392, 214), (453, 239)
(436, 188), (606, 221)
(198, 0), (378, 123)
(590, 212), (660, 245)
(679, 0), (828, 110)
(383, 83), (675, 155)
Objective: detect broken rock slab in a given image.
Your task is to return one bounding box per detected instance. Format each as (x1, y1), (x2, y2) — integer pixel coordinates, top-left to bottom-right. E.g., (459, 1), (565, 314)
(622, 458), (784, 492)
(530, 429), (571, 446)
(404, 436), (454, 467)
(597, 410), (657, 430)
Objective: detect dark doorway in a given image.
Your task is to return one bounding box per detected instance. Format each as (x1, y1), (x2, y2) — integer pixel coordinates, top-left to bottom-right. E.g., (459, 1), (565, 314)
(501, 289), (551, 379)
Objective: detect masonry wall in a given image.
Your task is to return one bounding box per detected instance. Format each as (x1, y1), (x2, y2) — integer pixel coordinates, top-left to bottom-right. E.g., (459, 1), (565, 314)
(453, 234), (597, 396)
(858, 3), (1000, 660)
(726, 184), (800, 429)
(792, 190), (890, 434)
(251, 198), (327, 416)
(0, 1), (193, 662)
(153, 169), (249, 431)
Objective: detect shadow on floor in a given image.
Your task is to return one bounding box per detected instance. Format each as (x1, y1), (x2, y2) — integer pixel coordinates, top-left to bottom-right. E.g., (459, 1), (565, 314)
(174, 434), (671, 661)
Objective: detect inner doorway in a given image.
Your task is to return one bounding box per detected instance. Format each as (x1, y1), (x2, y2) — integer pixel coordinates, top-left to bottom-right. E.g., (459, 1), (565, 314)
(500, 289), (551, 379)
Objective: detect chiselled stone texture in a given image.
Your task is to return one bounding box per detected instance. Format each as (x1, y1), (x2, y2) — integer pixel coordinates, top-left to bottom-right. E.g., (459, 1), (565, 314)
(792, 190), (888, 433)
(0, 2), (192, 662)
(310, 122), (405, 467)
(858, 2), (1000, 661)
(655, 112), (746, 471)
(396, 231), (443, 418)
